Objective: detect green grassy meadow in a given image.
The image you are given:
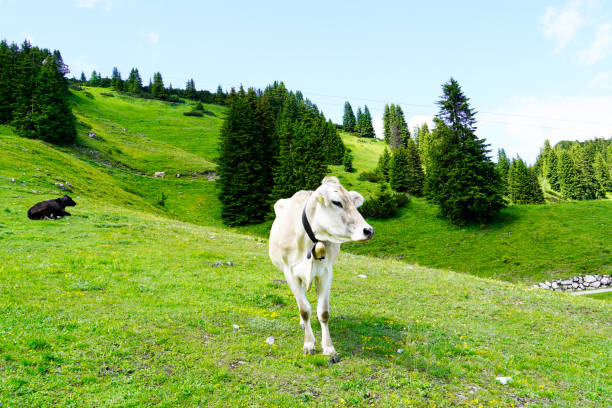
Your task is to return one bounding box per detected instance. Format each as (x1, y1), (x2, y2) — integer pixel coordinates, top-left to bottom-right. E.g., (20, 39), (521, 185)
(1, 184), (610, 407)
(0, 87), (610, 406)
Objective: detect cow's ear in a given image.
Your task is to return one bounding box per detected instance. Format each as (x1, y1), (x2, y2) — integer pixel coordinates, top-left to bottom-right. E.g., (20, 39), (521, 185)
(315, 184), (331, 206)
(348, 191), (364, 208)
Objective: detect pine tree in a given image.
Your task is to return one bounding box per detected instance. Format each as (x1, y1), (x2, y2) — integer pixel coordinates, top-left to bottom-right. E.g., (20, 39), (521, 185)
(0, 40), (14, 123)
(536, 139), (552, 177)
(110, 67), (122, 91)
(218, 88), (276, 225)
(405, 137), (424, 196)
(546, 149), (560, 191)
(508, 157), (543, 204)
(342, 101), (356, 132)
(356, 107), (364, 134)
(496, 149), (510, 196)
(88, 70), (101, 86)
(386, 104), (410, 148)
(323, 119), (344, 164)
(215, 85), (225, 105)
(417, 123), (433, 173)
(574, 145), (602, 199)
(126, 68), (142, 94)
(79, 71), (86, 83)
(271, 91), (329, 200)
(383, 104), (391, 143)
(558, 150), (581, 199)
(593, 151), (611, 192)
(376, 147), (391, 182)
(151, 72), (166, 99)
(185, 79), (196, 99)
(343, 150), (354, 172)
(390, 146), (410, 192)
(11, 40), (39, 139)
(33, 54), (76, 144)
(424, 79), (504, 224)
(361, 105), (375, 137)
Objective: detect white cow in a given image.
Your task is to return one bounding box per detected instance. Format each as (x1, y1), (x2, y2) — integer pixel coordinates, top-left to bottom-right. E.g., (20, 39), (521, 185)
(269, 177), (374, 360)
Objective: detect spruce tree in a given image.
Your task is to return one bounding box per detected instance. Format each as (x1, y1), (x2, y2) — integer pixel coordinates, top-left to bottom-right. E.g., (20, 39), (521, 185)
(424, 79), (504, 224)
(496, 149), (510, 196)
(79, 71), (86, 83)
(594, 151), (611, 192)
(33, 54), (76, 144)
(508, 158), (543, 204)
(88, 70), (101, 86)
(376, 147), (391, 182)
(342, 101), (356, 132)
(356, 107), (364, 134)
(323, 119), (344, 164)
(558, 150), (581, 199)
(383, 104), (391, 143)
(185, 79), (196, 99)
(215, 85), (225, 105)
(151, 72), (166, 99)
(217, 88), (276, 225)
(417, 123), (433, 173)
(405, 137), (424, 196)
(546, 149), (560, 191)
(575, 145), (602, 199)
(343, 150), (354, 172)
(126, 68), (142, 94)
(386, 104), (410, 148)
(390, 146), (410, 192)
(361, 105), (375, 138)
(0, 40), (13, 123)
(11, 40), (39, 139)
(110, 67), (122, 91)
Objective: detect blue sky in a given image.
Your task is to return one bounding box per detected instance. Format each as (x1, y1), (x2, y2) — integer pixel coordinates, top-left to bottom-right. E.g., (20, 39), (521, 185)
(2, 0), (612, 163)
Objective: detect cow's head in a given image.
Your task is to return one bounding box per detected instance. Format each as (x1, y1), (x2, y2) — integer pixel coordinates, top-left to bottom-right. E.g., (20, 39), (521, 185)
(61, 195), (77, 207)
(312, 177), (374, 244)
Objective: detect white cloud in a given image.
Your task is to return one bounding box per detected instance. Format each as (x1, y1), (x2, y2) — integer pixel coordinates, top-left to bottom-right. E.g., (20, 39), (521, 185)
(543, 0), (587, 51)
(68, 58), (96, 77)
(589, 70), (612, 88)
(480, 95), (612, 164)
(148, 32), (160, 46)
(372, 117), (383, 139)
(577, 22), (612, 64)
(407, 115), (434, 132)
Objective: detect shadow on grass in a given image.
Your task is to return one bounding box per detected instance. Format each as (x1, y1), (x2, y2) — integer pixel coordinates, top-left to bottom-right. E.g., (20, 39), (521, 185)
(329, 313), (474, 380)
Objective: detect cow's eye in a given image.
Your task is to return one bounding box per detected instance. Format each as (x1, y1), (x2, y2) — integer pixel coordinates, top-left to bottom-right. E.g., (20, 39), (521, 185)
(332, 200), (343, 208)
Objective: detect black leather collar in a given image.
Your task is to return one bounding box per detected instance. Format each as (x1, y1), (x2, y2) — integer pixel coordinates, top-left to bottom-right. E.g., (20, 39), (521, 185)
(302, 206), (324, 260)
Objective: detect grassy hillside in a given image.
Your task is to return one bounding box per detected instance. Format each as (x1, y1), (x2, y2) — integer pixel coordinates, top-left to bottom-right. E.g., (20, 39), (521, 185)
(0, 183), (609, 407)
(70, 87), (222, 175)
(344, 197), (612, 284)
(4, 87), (611, 288)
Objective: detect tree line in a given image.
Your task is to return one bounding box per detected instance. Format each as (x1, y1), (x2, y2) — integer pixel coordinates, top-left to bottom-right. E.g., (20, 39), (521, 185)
(218, 82), (346, 225)
(75, 68), (228, 105)
(535, 138), (611, 200)
(342, 102), (375, 137)
(362, 78), (504, 225)
(0, 40), (76, 145)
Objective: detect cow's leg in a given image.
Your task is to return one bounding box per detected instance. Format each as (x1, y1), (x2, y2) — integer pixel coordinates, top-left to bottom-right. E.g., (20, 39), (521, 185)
(284, 268), (315, 354)
(316, 269), (336, 358)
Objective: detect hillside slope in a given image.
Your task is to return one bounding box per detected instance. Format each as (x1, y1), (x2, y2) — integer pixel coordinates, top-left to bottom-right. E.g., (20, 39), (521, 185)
(0, 185), (609, 407)
(3, 87), (611, 287)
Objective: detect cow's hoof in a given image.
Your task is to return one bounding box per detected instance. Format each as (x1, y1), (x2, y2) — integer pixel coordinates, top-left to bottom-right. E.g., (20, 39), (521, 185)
(302, 344), (316, 355)
(327, 355), (340, 365)
(322, 346), (337, 357)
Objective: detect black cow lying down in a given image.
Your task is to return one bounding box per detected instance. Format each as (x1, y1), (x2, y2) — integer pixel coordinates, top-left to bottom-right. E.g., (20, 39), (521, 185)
(27, 195), (77, 220)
